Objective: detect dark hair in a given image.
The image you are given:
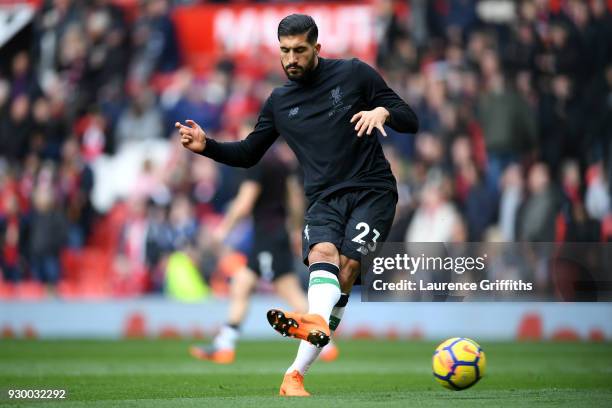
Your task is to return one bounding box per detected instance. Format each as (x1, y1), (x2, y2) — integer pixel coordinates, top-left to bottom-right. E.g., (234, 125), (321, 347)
(277, 14), (318, 44)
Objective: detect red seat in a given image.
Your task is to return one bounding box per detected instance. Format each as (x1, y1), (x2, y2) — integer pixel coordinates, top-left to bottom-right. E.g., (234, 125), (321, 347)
(60, 249), (82, 283)
(59, 248), (114, 299)
(57, 280), (80, 299)
(15, 281), (46, 300)
(78, 249), (113, 299)
(0, 281), (15, 299)
(88, 202), (127, 252)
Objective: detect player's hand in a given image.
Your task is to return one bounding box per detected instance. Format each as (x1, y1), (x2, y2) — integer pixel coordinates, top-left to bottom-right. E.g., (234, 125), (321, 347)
(350, 107), (389, 137)
(175, 119), (206, 153)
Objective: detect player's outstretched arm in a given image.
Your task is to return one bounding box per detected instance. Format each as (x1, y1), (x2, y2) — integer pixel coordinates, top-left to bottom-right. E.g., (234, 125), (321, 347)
(176, 120), (206, 153)
(175, 97), (279, 168)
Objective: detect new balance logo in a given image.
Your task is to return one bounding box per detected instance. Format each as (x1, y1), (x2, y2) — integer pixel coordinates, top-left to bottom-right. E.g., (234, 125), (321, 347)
(357, 246), (369, 255)
(289, 107), (299, 118)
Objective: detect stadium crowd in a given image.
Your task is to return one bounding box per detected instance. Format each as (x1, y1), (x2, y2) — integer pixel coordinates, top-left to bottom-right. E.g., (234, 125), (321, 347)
(0, 0), (611, 298)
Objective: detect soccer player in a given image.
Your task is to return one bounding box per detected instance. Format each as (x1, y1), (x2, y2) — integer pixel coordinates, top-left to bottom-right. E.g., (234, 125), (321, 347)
(189, 145), (338, 363)
(176, 14), (418, 396)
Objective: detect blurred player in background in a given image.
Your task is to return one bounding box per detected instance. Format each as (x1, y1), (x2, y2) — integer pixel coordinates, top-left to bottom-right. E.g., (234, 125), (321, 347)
(189, 142), (338, 364)
(177, 14), (418, 396)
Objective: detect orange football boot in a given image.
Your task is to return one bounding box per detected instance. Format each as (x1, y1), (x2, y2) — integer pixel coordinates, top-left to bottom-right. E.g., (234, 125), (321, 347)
(279, 370), (310, 397)
(267, 309), (330, 348)
(189, 345), (235, 364)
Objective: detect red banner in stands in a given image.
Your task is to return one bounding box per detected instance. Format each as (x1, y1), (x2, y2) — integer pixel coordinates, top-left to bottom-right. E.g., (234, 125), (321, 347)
(172, 2), (377, 73)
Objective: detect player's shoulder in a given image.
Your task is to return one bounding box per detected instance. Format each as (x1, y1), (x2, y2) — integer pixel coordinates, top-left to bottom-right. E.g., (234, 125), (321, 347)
(322, 57), (361, 73)
(348, 57), (365, 66)
(261, 85), (288, 109)
(330, 58), (378, 79)
(271, 81), (296, 99)
(349, 58), (378, 73)
(324, 57), (352, 67)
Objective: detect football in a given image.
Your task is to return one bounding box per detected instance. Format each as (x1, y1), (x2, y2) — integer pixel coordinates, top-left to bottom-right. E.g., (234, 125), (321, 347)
(432, 337), (486, 390)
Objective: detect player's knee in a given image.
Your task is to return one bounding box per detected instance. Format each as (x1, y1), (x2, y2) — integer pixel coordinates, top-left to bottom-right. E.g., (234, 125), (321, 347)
(272, 274), (299, 295)
(308, 242), (340, 266)
(231, 281), (253, 299)
(230, 268), (257, 298)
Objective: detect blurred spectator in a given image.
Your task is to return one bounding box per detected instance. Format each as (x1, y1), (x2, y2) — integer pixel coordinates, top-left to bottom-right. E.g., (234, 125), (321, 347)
(503, 22), (539, 76)
(405, 172), (465, 243)
(144, 201), (173, 290)
(35, 0), (84, 85)
(0, 80), (9, 112)
(113, 196), (149, 294)
(427, 0), (480, 43)
(516, 163), (559, 242)
(129, 0), (181, 85)
(57, 138), (95, 248)
(29, 185), (68, 286)
(0, 94), (32, 161)
(477, 53), (537, 190)
(168, 194), (198, 251)
(74, 108), (108, 162)
(498, 164), (523, 241)
(56, 23), (88, 115)
(585, 0), (612, 74)
(414, 77), (446, 135)
(10, 51), (40, 99)
(536, 21), (581, 79)
(164, 245), (209, 301)
(30, 96), (68, 161)
(409, 0), (428, 48)
(560, 160), (582, 209)
(585, 162), (610, 221)
(459, 160), (497, 241)
(0, 194), (29, 283)
(82, 0), (129, 107)
(381, 35), (419, 76)
(565, 202), (601, 243)
(583, 64), (612, 167)
(115, 86), (163, 147)
(414, 132), (444, 170)
(130, 158), (170, 204)
(556, 160), (599, 242)
(538, 75), (582, 175)
(375, 0), (407, 69)
(160, 69), (225, 136)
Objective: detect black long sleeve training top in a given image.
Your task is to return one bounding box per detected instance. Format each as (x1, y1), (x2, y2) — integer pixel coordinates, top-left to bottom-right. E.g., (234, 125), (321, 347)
(201, 57), (419, 203)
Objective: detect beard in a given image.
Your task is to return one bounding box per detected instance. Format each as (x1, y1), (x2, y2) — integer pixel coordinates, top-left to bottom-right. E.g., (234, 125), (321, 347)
(282, 54), (317, 82)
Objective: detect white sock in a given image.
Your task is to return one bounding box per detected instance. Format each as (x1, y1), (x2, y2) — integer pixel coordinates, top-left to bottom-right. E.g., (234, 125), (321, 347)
(307, 263), (341, 323)
(285, 264), (341, 375)
(285, 296), (346, 376)
(286, 340), (321, 375)
(213, 325), (239, 350)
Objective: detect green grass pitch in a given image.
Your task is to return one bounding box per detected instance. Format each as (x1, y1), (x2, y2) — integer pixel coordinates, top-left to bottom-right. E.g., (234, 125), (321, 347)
(1, 339), (611, 407)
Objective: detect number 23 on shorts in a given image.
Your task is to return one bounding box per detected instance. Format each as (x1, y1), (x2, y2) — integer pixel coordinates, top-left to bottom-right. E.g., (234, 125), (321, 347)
(351, 222), (380, 252)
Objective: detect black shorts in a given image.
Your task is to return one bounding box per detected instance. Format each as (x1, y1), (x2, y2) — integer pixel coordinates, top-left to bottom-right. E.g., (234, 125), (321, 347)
(301, 188), (397, 265)
(247, 227), (294, 282)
